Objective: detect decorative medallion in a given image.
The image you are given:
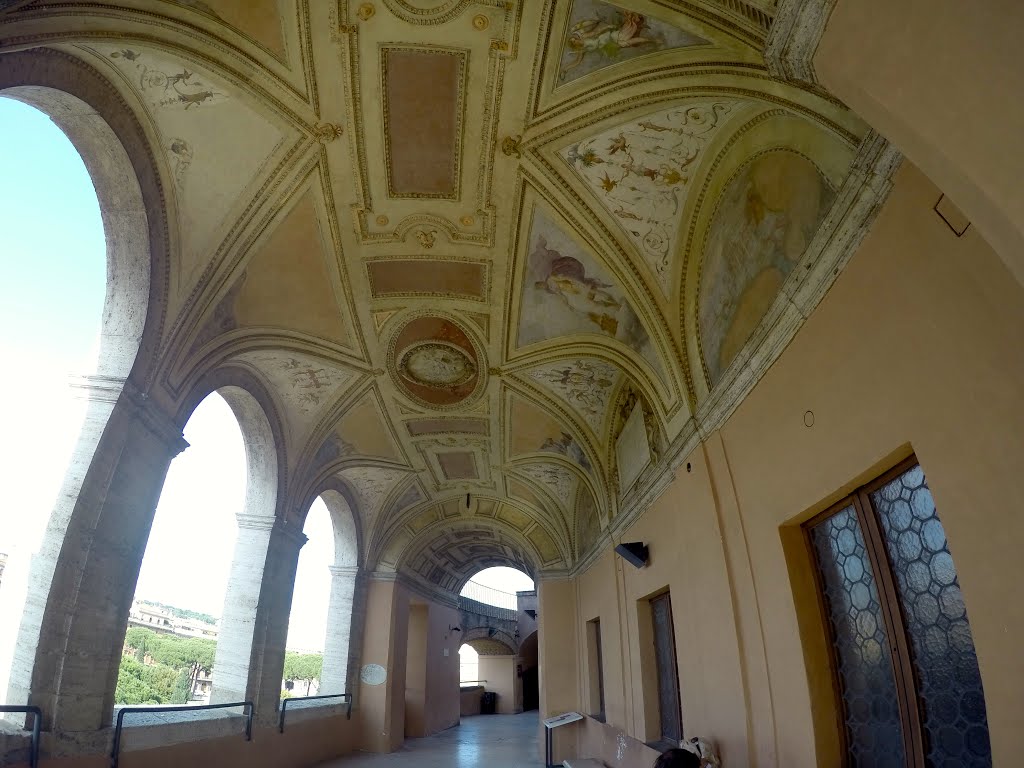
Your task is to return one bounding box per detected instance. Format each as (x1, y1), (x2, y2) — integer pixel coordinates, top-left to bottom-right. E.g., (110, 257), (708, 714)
(501, 135), (523, 158)
(472, 14), (490, 30)
(389, 315), (485, 409)
(460, 215), (475, 227)
(357, 3), (375, 21)
(414, 228), (437, 249)
(376, 214), (389, 226)
(398, 342), (477, 389)
(313, 123), (343, 143)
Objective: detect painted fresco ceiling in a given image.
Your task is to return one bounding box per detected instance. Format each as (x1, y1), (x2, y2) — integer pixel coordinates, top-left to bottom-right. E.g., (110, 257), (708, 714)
(0, 0), (875, 601)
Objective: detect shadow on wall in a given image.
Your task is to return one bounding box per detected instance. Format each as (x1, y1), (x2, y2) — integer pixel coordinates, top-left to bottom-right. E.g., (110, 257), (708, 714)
(519, 631), (538, 712)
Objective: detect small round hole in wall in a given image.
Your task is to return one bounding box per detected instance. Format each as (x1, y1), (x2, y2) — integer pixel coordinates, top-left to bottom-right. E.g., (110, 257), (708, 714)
(804, 410), (815, 428)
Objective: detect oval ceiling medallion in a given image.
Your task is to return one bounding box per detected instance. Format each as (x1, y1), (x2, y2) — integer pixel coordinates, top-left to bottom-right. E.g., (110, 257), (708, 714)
(389, 315), (484, 409)
(399, 341), (476, 389)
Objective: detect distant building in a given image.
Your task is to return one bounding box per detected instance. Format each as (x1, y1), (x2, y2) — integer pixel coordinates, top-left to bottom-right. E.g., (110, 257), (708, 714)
(127, 600), (219, 641)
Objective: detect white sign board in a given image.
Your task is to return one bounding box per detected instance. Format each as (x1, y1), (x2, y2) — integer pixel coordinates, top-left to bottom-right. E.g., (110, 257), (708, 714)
(543, 711), (584, 729)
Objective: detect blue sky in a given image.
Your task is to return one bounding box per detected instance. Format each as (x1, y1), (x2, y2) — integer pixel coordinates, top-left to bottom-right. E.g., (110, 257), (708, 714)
(0, 96), (531, 661)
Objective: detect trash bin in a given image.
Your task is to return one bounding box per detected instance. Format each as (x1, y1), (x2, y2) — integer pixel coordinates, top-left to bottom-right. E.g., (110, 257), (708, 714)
(480, 691), (497, 714)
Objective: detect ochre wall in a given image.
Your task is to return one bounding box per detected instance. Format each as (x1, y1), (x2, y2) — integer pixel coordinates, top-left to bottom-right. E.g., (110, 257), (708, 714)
(358, 581), (459, 752)
(559, 159), (1024, 767)
(815, 0), (1024, 287)
(15, 716), (357, 768)
(478, 655), (518, 715)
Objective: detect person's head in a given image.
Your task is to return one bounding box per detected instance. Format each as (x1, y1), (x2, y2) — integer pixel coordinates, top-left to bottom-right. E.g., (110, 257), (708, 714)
(653, 748), (701, 768)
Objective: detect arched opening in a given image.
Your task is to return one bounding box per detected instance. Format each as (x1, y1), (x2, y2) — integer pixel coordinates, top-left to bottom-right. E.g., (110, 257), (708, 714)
(116, 392), (246, 705)
(459, 643), (479, 685)
(459, 566), (535, 609)
(282, 488), (359, 702)
(455, 567), (535, 716)
(0, 82), (151, 709)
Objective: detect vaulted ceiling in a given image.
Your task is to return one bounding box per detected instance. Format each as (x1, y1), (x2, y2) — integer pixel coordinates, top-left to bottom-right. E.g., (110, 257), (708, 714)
(1, 0), (873, 599)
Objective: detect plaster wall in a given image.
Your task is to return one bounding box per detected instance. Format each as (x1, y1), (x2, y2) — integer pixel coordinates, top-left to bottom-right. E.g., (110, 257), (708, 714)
(563, 160), (1024, 767)
(478, 655), (518, 715)
(357, 582), (459, 752)
(460, 685), (483, 717)
(815, 0), (1024, 287)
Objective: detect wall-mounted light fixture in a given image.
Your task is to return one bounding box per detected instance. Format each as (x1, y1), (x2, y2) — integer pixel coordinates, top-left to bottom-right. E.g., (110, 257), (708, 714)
(614, 541), (649, 569)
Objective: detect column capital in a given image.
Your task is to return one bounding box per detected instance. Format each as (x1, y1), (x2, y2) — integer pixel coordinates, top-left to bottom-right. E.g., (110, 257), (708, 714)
(68, 375), (188, 455)
(235, 513), (276, 532)
(328, 565), (360, 577)
(272, 518), (308, 551)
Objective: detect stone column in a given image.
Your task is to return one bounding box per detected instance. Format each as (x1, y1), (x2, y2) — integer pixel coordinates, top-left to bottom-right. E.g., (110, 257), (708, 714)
(246, 519), (307, 727)
(15, 381), (186, 744)
(319, 565), (359, 695)
(210, 514), (278, 706)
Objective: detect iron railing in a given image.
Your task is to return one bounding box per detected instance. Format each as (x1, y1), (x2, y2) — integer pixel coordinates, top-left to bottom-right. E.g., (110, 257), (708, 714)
(278, 692), (351, 733)
(459, 579), (518, 611)
(110, 701), (253, 768)
(0, 705), (41, 768)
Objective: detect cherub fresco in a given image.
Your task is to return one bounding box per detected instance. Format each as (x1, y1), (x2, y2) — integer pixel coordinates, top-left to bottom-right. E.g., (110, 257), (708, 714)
(561, 11), (655, 80)
(541, 431), (593, 474)
(518, 210), (665, 381)
(558, 0), (706, 85)
(533, 237), (623, 335)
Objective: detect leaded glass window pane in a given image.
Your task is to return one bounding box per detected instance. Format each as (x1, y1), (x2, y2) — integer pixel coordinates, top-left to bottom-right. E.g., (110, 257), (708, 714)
(871, 466), (992, 767)
(809, 505), (906, 767)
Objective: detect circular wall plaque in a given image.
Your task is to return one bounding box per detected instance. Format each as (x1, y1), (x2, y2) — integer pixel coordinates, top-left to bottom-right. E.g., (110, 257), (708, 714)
(360, 663), (387, 686)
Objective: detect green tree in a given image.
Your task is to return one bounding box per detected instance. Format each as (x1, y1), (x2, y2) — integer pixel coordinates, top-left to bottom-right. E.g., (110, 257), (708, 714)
(282, 652), (323, 695)
(115, 656), (163, 705)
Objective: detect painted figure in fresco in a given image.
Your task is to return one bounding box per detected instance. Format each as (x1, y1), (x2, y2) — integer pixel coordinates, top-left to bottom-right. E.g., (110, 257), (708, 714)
(541, 431), (592, 473)
(699, 151), (832, 383)
(560, 11), (655, 80)
(532, 236), (623, 335)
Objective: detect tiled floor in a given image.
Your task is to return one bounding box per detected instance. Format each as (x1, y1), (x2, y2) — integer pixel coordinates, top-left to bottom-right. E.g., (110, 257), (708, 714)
(318, 712), (541, 768)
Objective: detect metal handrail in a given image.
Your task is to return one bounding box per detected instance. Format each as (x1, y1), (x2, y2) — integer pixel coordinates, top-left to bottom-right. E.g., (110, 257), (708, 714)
(278, 692), (351, 733)
(110, 701), (253, 768)
(0, 705), (42, 768)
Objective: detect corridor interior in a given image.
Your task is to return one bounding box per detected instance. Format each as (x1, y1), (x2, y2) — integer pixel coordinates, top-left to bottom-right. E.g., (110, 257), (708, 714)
(1, 1), (1023, 767)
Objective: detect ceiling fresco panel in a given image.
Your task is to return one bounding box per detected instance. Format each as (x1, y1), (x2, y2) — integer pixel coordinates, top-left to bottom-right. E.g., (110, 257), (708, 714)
(79, 44), (288, 292)
(698, 149), (835, 384)
(381, 46), (466, 199)
(556, 0), (708, 87)
(524, 358), (621, 438)
(197, 0), (290, 60)
(405, 417), (489, 437)
(438, 451), (479, 480)
(508, 394), (594, 476)
(367, 258), (488, 301)
(560, 99), (740, 292)
(516, 207), (665, 381)
(234, 351), (355, 440)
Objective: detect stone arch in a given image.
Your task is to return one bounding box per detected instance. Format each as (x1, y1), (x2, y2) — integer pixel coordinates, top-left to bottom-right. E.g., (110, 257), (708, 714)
(305, 480), (364, 695)
(171, 368), (287, 705)
(462, 628), (518, 656)
(0, 48), (170, 716)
